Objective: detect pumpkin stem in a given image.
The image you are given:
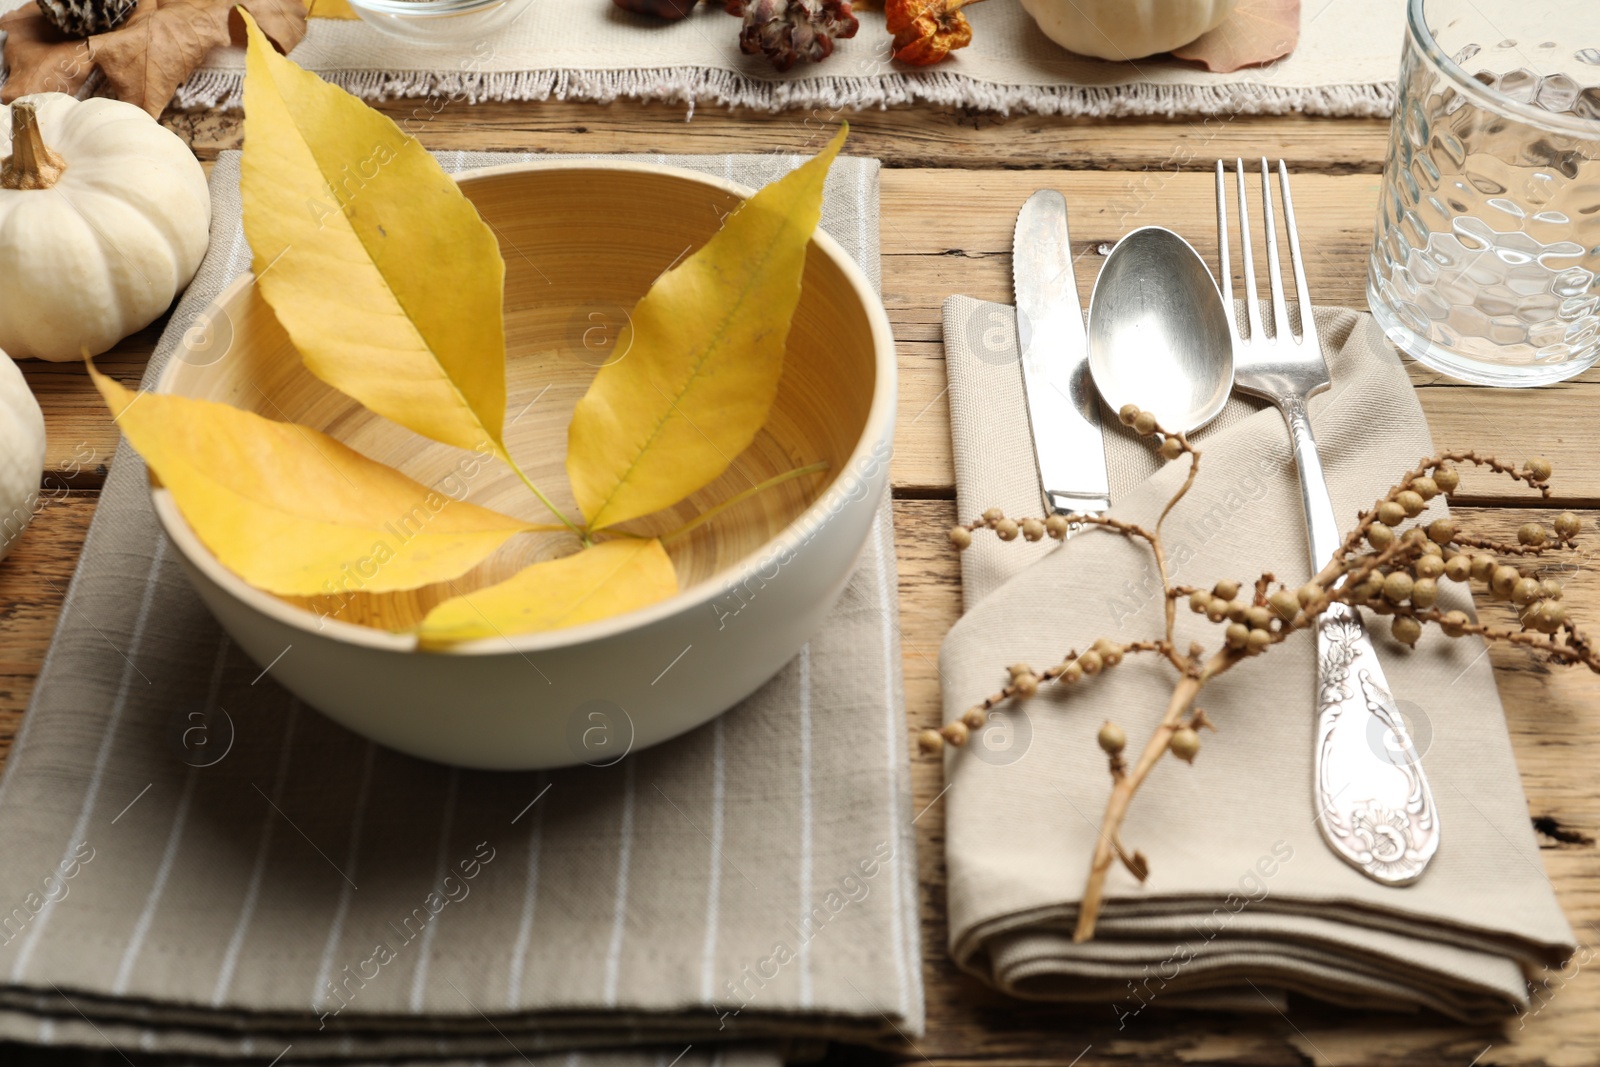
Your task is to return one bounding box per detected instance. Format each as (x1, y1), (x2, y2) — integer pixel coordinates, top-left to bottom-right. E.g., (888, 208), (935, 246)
(1, 102), (68, 191)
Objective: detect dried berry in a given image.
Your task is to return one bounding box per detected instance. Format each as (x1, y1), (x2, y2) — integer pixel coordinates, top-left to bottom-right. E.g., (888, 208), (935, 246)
(1490, 564), (1520, 600)
(1021, 518), (1045, 542)
(1541, 578), (1564, 601)
(1213, 579), (1240, 601)
(1059, 660), (1083, 684)
(1396, 489), (1426, 517)
(1415, 554), (1445, 580)
(1245, 605), (1273, 630)
(948, 525), (973, 549)
(1158, 436), (1185, 461)
(1169, 727), (1201, 762)
(1094, 638), (1123, 667)
(1554, 512), (1582, 540)
(1097, 721), (1126, 756)
(1268, 589), (1300, 621)
(1188, 590), (1210, 614)
(1225, 622), (1250, 649)
(1118, 404), (1140, 426)
(1391, 615), (1422, 647)
(728, 0), (860, 71)
(1046, 515), (1069, 540)
(1510, 576), (1541, 606)
(940, 720), (969, 746)
(1411, 476), (1440, 500)
(1133, 411), (1158, 437)
(1426, 518), (1455, 545)
(917, 728), (944, 754)
(1540, 600), (1567, 631)
(1079, 649), (1104, 675)
(1444, 553), (1471, 582)
(1526, 456), (1553, 482)
(1204, 598), (1229, 623)
(1517, 523), (1547, 547)
(981, 507), (1004, 524)
(995, 518), (1019, 541)
(1439, 610), (1470, 637)
(1383, 571), (1414, 604)
(1013, 672), (1039, 698)
(1469, 553), (1496, 582)
(1411, 576), (1438, 608)
(1246, 627), (1272, 654)
(1433, 465), (1460, 493)
(1367, 523), (1395, 550)
(962, 707), (987, 731)
(1377, 501), (1406, 527)
(1296, 582), (1322, 608)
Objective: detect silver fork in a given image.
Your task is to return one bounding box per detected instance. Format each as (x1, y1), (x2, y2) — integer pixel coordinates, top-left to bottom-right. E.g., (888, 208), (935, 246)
(1218, 158), (1439, 886)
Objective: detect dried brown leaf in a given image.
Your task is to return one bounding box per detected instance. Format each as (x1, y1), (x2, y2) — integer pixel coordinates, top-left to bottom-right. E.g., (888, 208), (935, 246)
(1171, 0), (1299, 73)
(0, 4), (95, 100)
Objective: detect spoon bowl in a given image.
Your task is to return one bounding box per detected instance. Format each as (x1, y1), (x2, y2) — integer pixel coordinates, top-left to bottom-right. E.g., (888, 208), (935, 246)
(1086, 226), (1234, 435)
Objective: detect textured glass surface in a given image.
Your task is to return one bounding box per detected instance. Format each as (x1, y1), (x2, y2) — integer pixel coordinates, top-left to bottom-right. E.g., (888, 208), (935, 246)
(1368, 0), (1600, 386)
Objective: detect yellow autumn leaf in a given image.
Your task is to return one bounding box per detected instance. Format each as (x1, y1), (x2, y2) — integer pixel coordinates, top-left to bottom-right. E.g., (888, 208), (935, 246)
(91, 366), (536, 598)
(565, 127), (846, 531)
(238, 12), (508, 460)
(418, 539), (678, 647)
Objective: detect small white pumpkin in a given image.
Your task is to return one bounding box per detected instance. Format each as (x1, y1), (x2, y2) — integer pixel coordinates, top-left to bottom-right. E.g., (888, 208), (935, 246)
(0, 347), (46, 562)
(0, 93), (211, 362)
(1020, 0), (1237, 61)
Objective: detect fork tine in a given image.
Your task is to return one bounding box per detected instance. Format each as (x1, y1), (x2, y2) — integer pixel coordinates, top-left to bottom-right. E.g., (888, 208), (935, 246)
(1258, 157), (1294, 343)
(1277, 159), (1318, 349)
(1215, 161), (1235, 335)
(1234, 159), (1263, 342)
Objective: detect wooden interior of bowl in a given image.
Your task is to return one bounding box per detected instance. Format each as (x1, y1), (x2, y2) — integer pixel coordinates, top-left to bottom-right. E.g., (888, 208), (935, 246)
(161, 163), (880, 632)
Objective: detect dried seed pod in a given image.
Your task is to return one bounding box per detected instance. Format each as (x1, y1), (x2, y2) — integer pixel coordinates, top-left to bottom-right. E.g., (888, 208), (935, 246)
(1224, 622), (1250, 649)
(982, 507), (1004, 524)
(1415, 554), (1445, 580)
(1008, 663), (1032, 679)
(1392, 615), (1423, 647)
(1433, 465), (1460, 493)
(1226, 600), (1249, 623)
(962, 707), (987, 731)
(1525, 456), (1553, 482)
(948, 525), (973, 549)
(1396, 490), (1426, 517)
(1021, 518), (1046, 542)
(1046, 515), (1070, 540)
(1554, 512), (1582, 540)
(1444, 553), (1472, 582)
(1517, 523), (1547, 547)
(1204, 598), (1229, 623)
(1296, 582), (1322, 608)
(1368, 523), (1396, 549)
(1118, 404), (1140, 426)
(1469, 553), (1497, 582)
(1541, 578), (1564, 601)
(995, 518), (1019, 541)
(1245, 605), (1273, 630)
(729, 0), (861, 71)
(1411, 576), (1438, 608)
(1213, 579), (1240, 601)
(1079, 649), (1104, 675)
(1094, 638), (1123, 667)
(1169, 727), (1201, 762)
(1383, 571), (1415, 604)
(940, 720), (970, 747)
(1060, 660), (1084, 684)
(1510, 577), (1542, 606)
(1412, 476), (1440, 500)
(1158, 436), (1184, 461)
(1133, 411), (1158, 436)
(1268, 589), (1300, 621)
(917, 728), (944, 754)
(1098, 721), (1127, 756)
(1426, 518), (1455, 545)
(1013, 672), (1040, 698)
(1440, 610), (1470, 637)
(1189, 590), (1210, 614)
(1246, 627), (1272, 654)
(1377, 501), (1406, 527)
(1490, 564), (1520, 600)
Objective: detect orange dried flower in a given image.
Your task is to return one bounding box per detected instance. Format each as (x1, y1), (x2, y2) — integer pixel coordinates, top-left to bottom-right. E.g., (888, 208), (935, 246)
(886, 0), (984, 65)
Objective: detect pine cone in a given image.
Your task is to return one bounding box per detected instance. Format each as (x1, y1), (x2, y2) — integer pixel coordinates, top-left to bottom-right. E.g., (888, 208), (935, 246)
(725, 0), (859, 71)
(36, 0), (136, 37)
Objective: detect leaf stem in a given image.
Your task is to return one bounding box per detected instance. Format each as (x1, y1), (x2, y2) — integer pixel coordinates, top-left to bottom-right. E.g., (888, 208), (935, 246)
(659, 462), (830, 544)
(500, 450), (583, 540)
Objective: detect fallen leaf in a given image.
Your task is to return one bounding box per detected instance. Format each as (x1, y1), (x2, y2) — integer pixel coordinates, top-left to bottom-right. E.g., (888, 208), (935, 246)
(91, 364), (535, 598)
(0, 5), (95, 100)
(239, 13), (511, 465)
(418, 538), (679, 646)
(1171, 0), (1299, 73)
(0, 0), (304, 115)
(566, 126), (845, 531)
(305, 0), (359, 18)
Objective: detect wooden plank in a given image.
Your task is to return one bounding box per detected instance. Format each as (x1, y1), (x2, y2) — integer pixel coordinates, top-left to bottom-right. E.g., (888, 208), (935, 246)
(893, 497), (1600, 1067)
(161, 102), (1392, 174)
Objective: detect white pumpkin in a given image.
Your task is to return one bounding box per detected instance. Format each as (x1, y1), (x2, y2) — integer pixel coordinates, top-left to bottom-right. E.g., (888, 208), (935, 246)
(0, 347), (46, 562)
(0, 93), (211, 362)
(1020, 0), (1237, 60)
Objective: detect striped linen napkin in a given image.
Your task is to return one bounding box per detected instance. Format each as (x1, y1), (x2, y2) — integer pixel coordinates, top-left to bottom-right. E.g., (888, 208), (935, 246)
(937, 296), (1574, 1020)
(0, 152), (922, 1064)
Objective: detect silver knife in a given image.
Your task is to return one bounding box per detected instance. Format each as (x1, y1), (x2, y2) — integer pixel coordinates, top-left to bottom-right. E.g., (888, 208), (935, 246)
(1013, 191), (1111, 516)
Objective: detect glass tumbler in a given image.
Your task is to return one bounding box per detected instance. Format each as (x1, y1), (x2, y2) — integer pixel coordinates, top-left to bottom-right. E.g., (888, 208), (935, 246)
(1368, 0), (1600, 387)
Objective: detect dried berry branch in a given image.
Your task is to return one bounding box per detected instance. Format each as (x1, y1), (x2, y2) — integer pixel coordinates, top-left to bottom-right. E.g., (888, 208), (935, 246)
(923, 408), (1598, 942)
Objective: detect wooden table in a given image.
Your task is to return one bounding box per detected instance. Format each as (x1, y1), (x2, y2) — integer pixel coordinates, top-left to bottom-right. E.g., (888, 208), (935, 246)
(4, 100), (1597, 1067)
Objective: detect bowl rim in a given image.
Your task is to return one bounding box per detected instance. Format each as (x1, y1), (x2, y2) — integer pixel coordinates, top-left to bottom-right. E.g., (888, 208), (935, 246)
(152, 157), (897, 657)
(344, 0), (511, 16)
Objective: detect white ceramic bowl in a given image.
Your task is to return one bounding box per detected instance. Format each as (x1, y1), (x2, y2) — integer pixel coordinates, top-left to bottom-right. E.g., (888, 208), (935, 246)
(153, 160), (895, 769)
(343, 0), (533, 45)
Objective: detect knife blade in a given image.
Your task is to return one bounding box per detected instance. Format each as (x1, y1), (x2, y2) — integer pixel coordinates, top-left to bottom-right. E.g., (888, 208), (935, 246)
(1013, 190), (1111, 516)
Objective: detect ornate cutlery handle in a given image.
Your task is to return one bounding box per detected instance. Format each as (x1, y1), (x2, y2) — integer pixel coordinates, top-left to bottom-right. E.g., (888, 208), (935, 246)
(1280, 395), (1440, 885)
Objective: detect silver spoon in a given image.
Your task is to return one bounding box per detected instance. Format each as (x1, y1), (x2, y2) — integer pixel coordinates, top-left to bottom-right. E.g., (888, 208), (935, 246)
(1086, 226), (1234, 436)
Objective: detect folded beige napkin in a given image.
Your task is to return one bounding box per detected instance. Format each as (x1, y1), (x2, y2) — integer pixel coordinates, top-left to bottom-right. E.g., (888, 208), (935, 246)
(937, 295), (1575, 1020)
(0, 152), (922, 1065)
